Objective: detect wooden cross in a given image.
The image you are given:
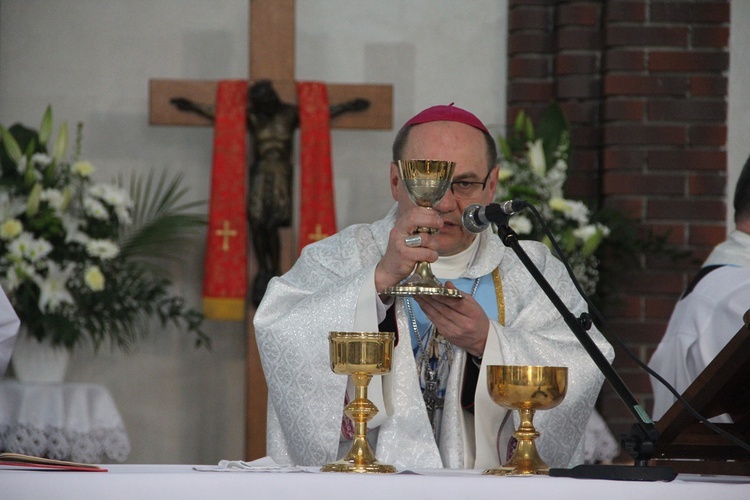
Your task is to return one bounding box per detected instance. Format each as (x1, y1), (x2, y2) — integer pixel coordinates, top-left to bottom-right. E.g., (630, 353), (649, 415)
(149, 1), (392, 130)
(148, 0), (393, 461)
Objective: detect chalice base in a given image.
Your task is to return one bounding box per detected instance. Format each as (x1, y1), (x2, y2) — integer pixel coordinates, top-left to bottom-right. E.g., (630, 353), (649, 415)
(321, 459), (397, 474)
(321, 434), (397, 474)
(384, 262), (462, 298)
(483, 438), (550, 476)
(384, 282), (462, 298)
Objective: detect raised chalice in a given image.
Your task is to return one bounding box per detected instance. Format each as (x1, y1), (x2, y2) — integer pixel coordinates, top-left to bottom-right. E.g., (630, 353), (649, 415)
(384, 159), (461, 298)
(321, 331), (397, 474)
(483, 365), (568, 476)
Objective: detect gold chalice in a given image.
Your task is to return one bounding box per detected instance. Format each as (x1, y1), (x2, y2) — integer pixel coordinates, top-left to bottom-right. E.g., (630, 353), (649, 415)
(321, 331), (397, 474)
(483, 365), (568, 476)
(384, 159), (461, 298)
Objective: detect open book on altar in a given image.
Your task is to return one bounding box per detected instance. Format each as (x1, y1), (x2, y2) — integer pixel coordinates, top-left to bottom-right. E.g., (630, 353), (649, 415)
(652, 309), (750, 475)
(0, 452), (107, 472)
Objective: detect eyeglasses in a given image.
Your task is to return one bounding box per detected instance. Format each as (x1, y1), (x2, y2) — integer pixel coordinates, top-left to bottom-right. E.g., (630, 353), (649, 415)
(449, 171), (492, 199)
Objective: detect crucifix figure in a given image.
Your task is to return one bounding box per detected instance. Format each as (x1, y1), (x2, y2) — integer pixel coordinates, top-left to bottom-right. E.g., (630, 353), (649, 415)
(170, 80), (370, 304)
(148, 0), (392, 460)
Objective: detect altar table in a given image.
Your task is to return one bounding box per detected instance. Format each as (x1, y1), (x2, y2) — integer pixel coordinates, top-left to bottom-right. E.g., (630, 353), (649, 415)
(3, 464), (749, 500)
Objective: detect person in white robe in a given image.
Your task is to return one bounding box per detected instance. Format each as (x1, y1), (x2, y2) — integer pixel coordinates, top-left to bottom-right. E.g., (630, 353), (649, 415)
(649, 156), (750, 420)
(0, 285), (20, 376)
(254, 104), (614, 470)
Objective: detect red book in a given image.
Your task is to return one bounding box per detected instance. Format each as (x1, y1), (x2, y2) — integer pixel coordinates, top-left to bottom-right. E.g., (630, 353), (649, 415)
(0, 452), (107, 472)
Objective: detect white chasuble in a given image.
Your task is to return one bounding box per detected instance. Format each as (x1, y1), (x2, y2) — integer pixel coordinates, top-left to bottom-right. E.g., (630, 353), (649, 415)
(255, 204), (613, 469)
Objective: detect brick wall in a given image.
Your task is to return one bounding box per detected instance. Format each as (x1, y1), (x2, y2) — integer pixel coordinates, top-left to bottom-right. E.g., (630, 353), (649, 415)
(506, 0), (730, 454)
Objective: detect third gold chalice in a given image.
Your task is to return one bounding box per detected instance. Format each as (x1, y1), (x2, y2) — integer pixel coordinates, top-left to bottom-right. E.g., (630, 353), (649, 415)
(483, 365), (568, 476)
(321, 331), (397, 474)
(384, 159), (461, 298)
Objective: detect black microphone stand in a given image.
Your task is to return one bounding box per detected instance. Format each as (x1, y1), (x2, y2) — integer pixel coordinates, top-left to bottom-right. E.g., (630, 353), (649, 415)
(493, 219), (676, 481)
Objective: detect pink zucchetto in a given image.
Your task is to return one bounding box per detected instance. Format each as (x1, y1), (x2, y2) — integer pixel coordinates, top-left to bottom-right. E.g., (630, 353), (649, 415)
(402, 103), (489, 134)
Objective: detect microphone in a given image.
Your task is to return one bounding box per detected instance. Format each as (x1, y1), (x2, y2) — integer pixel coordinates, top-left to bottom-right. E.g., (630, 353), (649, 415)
(462, 200), (526, 233)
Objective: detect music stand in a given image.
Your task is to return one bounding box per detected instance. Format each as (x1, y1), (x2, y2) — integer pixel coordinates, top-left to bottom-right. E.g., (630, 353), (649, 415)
(652, 309), (750, 475)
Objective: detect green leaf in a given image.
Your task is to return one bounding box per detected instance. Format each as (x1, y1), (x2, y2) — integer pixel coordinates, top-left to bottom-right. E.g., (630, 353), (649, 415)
(52, 122), (68, 163)
(39, 105), (54, 145)
(524, 115), (534, 142)
(537, 101), (569, 163)
(118, 169), (207, 267)
(513, 110), (526, 135)
(0, 126), (24, 163)
(22, 140), (39, 187)
(26, 183), (43, 216)
(581, 228), (604, 257)
(498, 136), (512, 161)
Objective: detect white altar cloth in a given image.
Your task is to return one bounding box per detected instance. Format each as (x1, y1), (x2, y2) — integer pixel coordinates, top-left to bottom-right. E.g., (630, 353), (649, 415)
(0, 381), (130, 463)
(3, 464), (749, 500)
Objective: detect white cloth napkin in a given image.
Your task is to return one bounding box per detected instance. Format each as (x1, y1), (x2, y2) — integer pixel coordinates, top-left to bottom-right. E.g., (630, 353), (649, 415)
(193, 456), (302, 473)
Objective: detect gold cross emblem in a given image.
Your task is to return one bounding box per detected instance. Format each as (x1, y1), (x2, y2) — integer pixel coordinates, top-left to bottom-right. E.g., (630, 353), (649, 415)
(308, 223), (329, 242)
(216, 220), (238, 251)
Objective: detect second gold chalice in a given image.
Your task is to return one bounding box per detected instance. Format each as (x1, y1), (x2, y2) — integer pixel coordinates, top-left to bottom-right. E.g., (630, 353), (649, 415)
(321, 331), (397, 474)
(483, 365), (568, 476)
(384, 159), (461, 298)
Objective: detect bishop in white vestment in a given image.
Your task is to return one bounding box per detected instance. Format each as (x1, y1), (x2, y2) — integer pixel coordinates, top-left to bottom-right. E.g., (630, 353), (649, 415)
(254, 104), (614, 470)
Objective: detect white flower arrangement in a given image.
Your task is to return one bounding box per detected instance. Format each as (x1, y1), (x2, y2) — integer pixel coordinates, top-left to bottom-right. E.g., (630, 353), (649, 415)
(0, 107), (208, 351)
(494, 103), (610, 295)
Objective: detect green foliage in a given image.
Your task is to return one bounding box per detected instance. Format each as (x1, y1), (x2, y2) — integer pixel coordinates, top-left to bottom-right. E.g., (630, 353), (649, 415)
(494, 102), (685, 300)
(495, 102), (607, 295)
(0, 106), (210, 352)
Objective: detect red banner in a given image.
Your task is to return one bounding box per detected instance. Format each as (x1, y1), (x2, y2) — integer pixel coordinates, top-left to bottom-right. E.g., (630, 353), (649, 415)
(202, 80), (248, 320)
(296, 81), (337, 254)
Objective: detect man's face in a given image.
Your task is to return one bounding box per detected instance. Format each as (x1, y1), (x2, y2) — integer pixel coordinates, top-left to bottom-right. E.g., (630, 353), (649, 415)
(390, 121), (498, 256)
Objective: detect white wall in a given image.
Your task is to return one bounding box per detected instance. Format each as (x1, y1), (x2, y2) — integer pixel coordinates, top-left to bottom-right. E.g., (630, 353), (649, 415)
(0, 0), (507, 464)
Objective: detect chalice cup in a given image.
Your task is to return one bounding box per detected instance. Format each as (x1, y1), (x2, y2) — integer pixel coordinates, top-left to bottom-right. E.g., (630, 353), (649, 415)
(321, 331), (397, 474)
(483, 365), (568, 476)
(384, 159), (461, 298)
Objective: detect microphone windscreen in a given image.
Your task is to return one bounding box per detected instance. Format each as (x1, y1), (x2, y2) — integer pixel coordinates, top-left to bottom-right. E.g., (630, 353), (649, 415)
(462, 204), (488, 233)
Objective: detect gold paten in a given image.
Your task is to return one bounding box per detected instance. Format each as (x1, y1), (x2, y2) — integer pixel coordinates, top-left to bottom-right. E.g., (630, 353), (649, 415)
(321, 331), (397, 474)
(384, 160), (461, 299)
(483, 365), (568, 476)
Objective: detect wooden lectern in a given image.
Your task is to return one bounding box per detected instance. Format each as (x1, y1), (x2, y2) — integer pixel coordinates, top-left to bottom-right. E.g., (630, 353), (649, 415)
(652, 309), (750, 475)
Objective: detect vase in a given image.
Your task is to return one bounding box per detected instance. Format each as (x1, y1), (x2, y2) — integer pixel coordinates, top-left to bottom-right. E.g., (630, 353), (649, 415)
(11, 328), (70, 383)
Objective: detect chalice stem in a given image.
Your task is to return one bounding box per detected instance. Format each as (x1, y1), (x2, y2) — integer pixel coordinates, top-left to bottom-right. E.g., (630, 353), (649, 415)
(342, 372), (378, 465)
(413, 261), (442, 286)
(505, 408), (549, 474)
(517, 408), (540, 439)
(353, 372), (370, 401)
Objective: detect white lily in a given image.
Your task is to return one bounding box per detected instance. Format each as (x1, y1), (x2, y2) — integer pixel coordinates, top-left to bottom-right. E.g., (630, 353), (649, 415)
(60, 213), (88, 245)
(34, 261), (75, 312)
(40, 188), (65, 213)
(527, 139), (546, 177)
